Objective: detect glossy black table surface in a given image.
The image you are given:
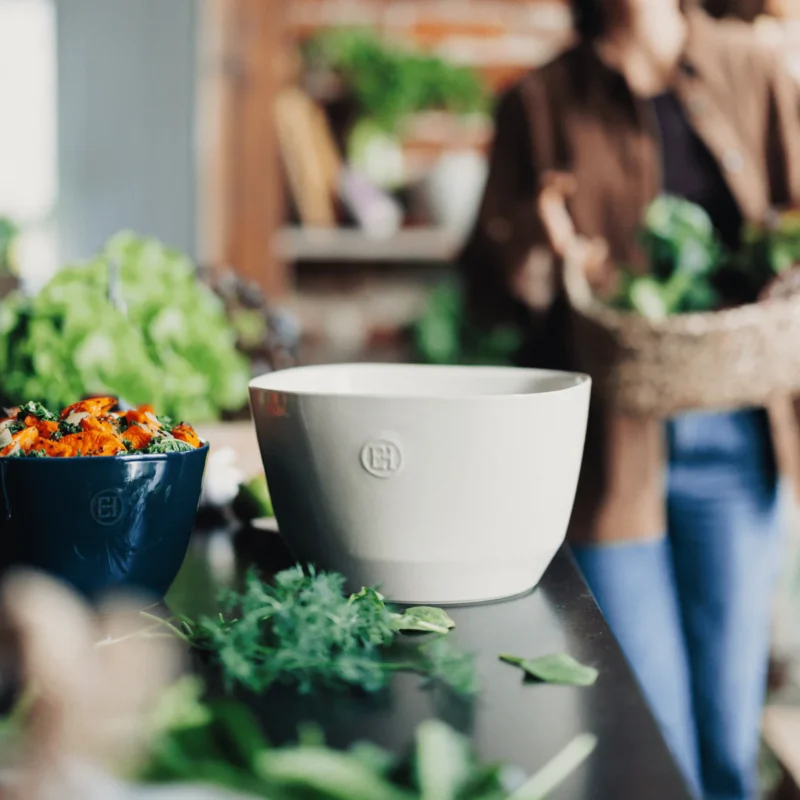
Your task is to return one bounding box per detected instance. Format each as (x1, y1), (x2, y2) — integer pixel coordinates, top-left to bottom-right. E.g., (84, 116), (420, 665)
(167, 525), (693, 800)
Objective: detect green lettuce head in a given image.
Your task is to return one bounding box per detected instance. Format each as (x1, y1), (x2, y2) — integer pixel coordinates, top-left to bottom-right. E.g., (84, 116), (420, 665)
(0, 232), (250, 421)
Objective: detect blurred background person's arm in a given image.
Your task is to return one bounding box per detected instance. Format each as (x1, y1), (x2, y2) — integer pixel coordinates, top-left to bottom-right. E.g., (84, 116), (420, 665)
(457, 86), (554, 338)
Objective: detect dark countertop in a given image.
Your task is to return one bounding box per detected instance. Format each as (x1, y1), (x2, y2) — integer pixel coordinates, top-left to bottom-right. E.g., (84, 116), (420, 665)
(168, 524), (693, 800)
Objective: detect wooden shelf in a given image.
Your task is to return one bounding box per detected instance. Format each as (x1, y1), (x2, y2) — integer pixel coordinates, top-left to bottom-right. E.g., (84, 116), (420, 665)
(274, 226), (463, 263)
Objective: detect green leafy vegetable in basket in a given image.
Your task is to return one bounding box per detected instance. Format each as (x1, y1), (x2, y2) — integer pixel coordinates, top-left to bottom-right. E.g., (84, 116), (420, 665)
(641, 195), (721, 281)
(613, 196), (723, 318)
(0, 232), (250, 422)
(140, 676), (596, 799)
(174, 566), (477, 696)
(612, 197), (800, 319)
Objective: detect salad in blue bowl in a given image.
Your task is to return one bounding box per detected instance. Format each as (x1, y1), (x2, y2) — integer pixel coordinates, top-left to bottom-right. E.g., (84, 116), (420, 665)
(0, 397), (208, 599)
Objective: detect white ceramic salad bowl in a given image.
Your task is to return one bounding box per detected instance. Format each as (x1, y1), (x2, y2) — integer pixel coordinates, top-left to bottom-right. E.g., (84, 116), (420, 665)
(250, 364), (591, 604)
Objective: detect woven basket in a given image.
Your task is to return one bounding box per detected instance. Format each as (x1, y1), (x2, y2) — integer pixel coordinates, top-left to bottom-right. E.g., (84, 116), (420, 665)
(563, 253), (800, 417)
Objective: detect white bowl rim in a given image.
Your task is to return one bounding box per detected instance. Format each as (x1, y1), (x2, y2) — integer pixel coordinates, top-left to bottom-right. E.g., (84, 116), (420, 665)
(249, 363), (590, 401)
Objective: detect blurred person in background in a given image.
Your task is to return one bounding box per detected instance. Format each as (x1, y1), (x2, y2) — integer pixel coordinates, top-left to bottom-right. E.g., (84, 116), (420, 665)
(460, 1), (800, 799)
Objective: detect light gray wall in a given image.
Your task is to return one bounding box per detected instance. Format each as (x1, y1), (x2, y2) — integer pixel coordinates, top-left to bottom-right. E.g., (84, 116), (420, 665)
(56, 0), (197, 261)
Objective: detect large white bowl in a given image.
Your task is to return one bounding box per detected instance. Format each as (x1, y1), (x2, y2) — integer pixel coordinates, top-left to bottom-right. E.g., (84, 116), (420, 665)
(250, 364), (591, 604)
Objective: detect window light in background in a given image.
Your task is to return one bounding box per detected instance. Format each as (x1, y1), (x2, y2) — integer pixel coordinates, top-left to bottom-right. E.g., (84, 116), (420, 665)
(0, 0), (58, 292)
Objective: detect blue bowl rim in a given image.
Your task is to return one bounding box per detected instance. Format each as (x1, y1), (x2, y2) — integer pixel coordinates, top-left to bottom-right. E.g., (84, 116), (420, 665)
(0, 442), (210, 464)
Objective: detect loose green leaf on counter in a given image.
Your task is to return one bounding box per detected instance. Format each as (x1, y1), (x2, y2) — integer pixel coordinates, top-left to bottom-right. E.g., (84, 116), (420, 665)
(499, 654), (599, 687)
(392, 606), (456, 635)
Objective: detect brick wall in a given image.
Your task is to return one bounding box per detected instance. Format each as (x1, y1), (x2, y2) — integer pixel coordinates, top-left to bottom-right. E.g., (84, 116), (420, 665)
(290, 0), (572, 90)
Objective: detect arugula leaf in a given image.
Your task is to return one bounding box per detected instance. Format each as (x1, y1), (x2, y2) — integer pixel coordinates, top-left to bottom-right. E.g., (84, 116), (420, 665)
(499, 654), (598, 687)
(393, 607), (456, 635)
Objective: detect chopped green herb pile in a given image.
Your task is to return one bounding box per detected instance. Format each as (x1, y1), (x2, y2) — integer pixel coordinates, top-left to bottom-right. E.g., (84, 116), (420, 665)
(141, 677), (596, 800)
(499, 653), (599, 687)
(180, 567), (475, 696)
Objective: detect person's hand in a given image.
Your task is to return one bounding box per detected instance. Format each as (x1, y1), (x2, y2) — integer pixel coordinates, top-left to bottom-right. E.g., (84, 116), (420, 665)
(537, 171), (610, 289)
(537, 171), (579, 258)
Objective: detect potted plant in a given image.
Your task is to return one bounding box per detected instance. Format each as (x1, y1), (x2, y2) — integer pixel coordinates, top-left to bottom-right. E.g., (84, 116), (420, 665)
(302, 28), (491, 222)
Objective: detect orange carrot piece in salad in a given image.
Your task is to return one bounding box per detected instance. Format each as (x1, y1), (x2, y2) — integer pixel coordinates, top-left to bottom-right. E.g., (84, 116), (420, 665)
(121, 424), (153, 451)
(80, 415), (123, 439)
(31, 438), (73, 457)
(172, 423), (200, 448)
(59, 396), (117, 420)
(23, 415), (59, 439)
(0, 427), (39, 457)
(121, 406), (161, 432)
(59, 431), (126, 457)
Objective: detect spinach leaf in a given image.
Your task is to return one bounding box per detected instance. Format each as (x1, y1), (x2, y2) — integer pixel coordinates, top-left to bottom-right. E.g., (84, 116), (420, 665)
(393, 606), (456, 635)
(499, 654), (598, 687)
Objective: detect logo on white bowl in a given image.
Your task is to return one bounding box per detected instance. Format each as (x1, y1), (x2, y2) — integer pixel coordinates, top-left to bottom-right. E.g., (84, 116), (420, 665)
(360, 440), (402, 478)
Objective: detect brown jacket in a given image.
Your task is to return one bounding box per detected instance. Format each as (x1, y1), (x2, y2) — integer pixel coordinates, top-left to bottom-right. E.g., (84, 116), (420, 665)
(460, 8), (800, 543)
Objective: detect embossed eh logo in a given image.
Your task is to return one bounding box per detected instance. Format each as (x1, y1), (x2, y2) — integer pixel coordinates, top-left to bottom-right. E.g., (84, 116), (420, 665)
(90, 489), (126, 526)
(361, 440), (402, 478)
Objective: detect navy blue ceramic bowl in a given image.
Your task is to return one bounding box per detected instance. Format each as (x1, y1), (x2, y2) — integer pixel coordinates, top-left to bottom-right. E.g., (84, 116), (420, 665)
(0, 444), (208, 599)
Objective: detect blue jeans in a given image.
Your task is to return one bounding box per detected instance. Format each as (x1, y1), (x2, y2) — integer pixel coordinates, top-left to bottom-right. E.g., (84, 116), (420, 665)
(573, 410), (783, 800)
